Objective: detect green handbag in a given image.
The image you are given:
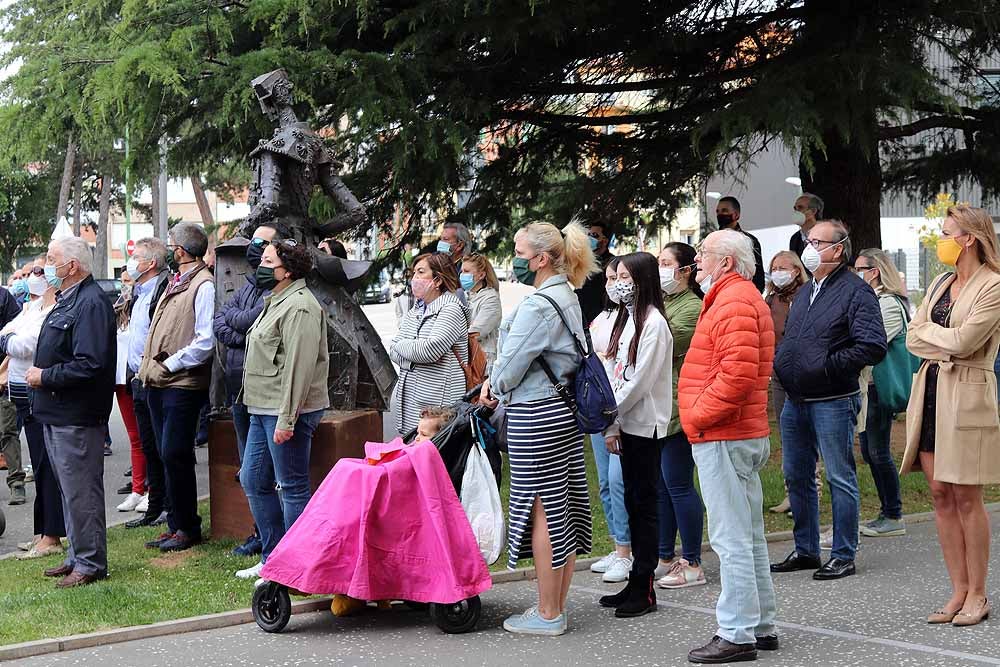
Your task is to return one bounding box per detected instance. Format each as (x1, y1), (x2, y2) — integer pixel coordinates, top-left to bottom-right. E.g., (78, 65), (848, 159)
(871, 295), (921, 413)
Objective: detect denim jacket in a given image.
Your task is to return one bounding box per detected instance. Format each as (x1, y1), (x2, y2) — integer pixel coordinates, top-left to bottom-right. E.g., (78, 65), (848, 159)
(491, 274), (584, 405)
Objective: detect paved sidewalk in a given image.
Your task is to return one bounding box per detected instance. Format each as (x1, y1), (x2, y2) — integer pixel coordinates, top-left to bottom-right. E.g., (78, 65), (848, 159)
(10, 513), (1000, 666)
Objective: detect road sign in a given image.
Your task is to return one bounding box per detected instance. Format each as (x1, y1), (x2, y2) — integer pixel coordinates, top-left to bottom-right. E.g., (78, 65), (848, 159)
(126, 239), (136, 256)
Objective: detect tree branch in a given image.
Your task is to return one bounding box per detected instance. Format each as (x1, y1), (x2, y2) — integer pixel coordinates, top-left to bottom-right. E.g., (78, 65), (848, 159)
(878, 115), (981, 140)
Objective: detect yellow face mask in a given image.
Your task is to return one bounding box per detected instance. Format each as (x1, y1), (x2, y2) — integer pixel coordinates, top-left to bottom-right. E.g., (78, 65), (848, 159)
(936, 236), (965, 266)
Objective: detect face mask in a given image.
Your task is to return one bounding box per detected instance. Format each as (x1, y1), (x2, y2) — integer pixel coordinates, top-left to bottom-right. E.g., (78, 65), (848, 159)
(936, 237), (964, 267)
(613, 281), (636, 306)
(246, 240), (266, 269)
(605, 282), (621, 304)
(698, 274), (714, 292)
(254, 265), (281, 290)
(126, 257), (151, 281)
(436, 240), (452, 255)
(800, 244), (822, 273)
(27, 274), (48, 296)
(792, 210), (807, 226)
(771, 270), (795, 289)
(410, 277), (434, 300)
(659, 267), (679, 294)
(9, 278), (28, 298)
(716, 213), (735, 228)
(459, 273), (475, 291)
(512, 256), (537, 286)
(166, 248), (180, 273)
(589, 237), (599, 251)
(44, 264), (64, 289)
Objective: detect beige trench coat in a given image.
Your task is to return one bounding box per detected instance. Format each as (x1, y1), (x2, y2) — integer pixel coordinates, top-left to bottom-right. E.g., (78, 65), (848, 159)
(901, 265), (1000, 484)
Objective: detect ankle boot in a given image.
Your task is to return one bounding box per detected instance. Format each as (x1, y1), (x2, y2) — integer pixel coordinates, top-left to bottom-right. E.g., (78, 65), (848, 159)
(599, 582), (632, 608)
(614, 575), (657, 618)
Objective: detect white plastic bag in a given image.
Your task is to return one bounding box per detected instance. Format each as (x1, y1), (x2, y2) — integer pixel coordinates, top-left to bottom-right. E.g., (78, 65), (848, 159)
(460, 443), (504, 565)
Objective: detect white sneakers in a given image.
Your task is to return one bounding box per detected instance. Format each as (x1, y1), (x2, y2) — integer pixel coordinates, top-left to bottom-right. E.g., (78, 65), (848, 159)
(602, 556), (633, 583)
(117, 492), (146, 512)
(135, 494), (149, 513)
(657, 558), (707, 589)
(236, 561), (265, 580)
(590, 551), (617, 573)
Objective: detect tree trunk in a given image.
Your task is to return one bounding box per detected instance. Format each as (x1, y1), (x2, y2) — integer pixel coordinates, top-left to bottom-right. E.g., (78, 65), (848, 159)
(56, 133), (76, 226)
(190, 175), (215, 232)
(799, 126), (882, 257)
(72, 161), (83, 236)
(94, 174), (112, 279)
(150, 173), (160, 234)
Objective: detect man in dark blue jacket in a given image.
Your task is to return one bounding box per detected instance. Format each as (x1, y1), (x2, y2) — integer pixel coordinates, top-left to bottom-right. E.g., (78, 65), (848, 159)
(26, 236), (116, 588)
(212, 222), (285, 559)
(769, 221), (887, 582)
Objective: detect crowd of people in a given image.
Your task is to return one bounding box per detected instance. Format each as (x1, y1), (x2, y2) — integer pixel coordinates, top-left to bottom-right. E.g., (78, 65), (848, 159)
(1, 196), (999, 663)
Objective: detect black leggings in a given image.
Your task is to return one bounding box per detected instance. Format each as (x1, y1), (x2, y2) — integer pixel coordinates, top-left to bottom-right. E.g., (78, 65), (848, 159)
(13, 389), (66, 537)
(619, 431), (665, 585)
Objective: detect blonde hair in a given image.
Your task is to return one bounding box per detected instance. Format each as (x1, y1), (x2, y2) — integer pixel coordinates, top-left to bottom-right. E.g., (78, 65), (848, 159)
(857, 248), (907, 298)
(515, 218), (598, 288)
(463, 254), (500, 291)
(766, 250), (808, 295)
(418, 406), (456, 434)
(947, 205), (1000, 274)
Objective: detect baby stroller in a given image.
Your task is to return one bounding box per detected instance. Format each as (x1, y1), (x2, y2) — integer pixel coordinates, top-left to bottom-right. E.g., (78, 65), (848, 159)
(0, 506), (5, 537)
(251, 387), (502, 635)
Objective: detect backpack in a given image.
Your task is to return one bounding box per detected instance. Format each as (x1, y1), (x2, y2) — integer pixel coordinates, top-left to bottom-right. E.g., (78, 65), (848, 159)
(454, 332), (488, 392)
(532, 292), (618, 434)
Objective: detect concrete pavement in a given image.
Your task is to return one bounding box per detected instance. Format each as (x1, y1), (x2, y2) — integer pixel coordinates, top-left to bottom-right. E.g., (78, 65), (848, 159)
(10, 513), (1000, 666)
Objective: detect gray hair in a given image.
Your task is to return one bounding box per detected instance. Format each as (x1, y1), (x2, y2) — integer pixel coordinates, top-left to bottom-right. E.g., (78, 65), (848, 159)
(50, 236), (93, 275)
(821, 219), (851, 263)
(169, 222), (209, 258)
(707, 229), (756, 282)
(443, 222), (472, 257)
(799, 192), (824, 218)
(134, 237), (168, 270)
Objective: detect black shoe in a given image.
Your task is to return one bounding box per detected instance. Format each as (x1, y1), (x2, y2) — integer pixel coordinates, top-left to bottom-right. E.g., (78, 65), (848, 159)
(755, 635), (779, 651)
(159, 530), (202, 552)
(8, 485), (26, 506)
(770, 552), (821, 573)
(124, 467), (132, 477)
(614, 577), (657, 618)
(117, 483), (132, 495)
(126, 512), (164, 529)
(688, 636), (757, 663)
(145, 532), (175, 549)
(813, 557), (855, 580)
(150, 510), (168, 526)
(599, 584), (631, 608)
(104, 444), (113, 457)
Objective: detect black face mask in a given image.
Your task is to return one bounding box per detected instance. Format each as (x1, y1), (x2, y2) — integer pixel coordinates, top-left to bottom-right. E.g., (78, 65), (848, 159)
(246, 241), (265, 269)
(166, 249), (180, 273)
(716, 213), (735, 228)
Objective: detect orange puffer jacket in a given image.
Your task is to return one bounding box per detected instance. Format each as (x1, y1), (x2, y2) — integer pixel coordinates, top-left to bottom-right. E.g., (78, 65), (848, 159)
(678, 272), (774, 443)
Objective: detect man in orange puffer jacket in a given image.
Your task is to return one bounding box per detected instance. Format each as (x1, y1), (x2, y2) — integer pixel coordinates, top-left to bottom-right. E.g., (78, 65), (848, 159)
(679, 230), (777, 665)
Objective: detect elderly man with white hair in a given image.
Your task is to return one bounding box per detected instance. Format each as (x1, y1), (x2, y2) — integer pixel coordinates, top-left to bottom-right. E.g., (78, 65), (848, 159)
(678, 229), (777, 664)
(25, 236), (116, 588)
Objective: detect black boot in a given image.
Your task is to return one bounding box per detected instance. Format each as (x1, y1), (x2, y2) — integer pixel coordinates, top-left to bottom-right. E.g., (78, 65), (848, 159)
(599, 582), (632, 608)
(615, 575), (657, 618)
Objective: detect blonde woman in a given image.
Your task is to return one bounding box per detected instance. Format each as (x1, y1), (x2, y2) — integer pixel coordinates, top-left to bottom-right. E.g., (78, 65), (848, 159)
(481, 220), (597, 636)
(855, 249), (909, 538)
(903, 205), (1000, 627)
(460, 254), (503, 366)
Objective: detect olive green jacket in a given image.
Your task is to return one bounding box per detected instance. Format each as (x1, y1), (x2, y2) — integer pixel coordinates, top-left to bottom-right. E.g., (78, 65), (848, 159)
(242, 279), (329, 431)
(664, 288), (703, 436)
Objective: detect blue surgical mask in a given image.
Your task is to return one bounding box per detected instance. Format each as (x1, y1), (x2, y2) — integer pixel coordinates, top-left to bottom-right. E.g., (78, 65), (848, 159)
(589, 237), (599, 251)
(44, 264), (64, 289)
(9, 278), (28, 299)
(459, 273), (475, 291)
(436, 240), (451, 254)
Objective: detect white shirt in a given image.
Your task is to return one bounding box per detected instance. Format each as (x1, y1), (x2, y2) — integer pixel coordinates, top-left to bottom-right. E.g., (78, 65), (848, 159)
(809, 276), (828, 306)
(162, 267), (216, 373)
(1, 299), (54, 385)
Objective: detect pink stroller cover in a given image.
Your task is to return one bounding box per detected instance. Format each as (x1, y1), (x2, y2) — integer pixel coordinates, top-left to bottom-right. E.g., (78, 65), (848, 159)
(259, 438), (493, 603)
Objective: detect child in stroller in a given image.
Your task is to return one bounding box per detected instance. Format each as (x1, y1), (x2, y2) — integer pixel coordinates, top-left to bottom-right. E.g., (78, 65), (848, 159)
(251, 395), (501, 635)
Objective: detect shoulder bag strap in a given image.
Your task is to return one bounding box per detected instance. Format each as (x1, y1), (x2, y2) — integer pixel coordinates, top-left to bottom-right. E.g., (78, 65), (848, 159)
(532, 292), (590, 357)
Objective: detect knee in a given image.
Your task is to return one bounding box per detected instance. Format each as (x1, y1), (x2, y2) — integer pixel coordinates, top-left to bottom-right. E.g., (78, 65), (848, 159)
(930, 486), (955, 513)
(953, 490), (983, 517)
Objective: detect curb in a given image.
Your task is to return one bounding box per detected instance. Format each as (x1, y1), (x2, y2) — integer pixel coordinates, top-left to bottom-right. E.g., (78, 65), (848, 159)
(3, 502), (999, 661)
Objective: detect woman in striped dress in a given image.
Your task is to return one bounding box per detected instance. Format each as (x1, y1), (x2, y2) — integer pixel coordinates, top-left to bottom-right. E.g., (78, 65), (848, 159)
(390, 253), (470, 434)
(481, 219), (597, 636)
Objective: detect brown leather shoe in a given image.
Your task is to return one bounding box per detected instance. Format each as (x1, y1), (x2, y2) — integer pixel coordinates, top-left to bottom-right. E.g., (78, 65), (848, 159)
(43, 564), (74, 578)
(56, 571), (104, 589)
(688, 635), (757, 663)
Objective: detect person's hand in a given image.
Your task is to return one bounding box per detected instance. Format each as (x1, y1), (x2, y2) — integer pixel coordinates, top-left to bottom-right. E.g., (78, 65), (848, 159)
(25, 366), (43, 389)
(479, 379), (498, 408)
(605, 435), (621, 455)
(273, 428), (294, 444)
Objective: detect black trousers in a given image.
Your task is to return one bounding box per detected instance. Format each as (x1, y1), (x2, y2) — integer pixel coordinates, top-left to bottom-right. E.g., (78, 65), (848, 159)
(131, 381), (169, 519)
(13, 393), (65, 537)
(619, 430), (665, 586)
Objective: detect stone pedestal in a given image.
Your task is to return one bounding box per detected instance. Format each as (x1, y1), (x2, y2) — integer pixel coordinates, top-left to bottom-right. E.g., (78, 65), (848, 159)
(208, 409), (382, 541)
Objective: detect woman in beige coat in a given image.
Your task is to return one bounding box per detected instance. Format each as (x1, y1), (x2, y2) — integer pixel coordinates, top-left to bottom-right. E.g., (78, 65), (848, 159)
(903, 205), (1000, 628)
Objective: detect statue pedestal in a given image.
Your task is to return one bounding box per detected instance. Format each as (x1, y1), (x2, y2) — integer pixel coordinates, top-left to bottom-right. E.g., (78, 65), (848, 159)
(207, 410), (383, 541)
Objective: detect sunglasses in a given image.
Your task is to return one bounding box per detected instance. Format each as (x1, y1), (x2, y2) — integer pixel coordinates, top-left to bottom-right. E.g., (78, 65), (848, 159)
(29, 266), (44, 276)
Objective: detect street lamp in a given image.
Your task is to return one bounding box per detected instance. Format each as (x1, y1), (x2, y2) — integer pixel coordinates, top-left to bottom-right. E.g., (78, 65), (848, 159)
(113, 126), (132, 244)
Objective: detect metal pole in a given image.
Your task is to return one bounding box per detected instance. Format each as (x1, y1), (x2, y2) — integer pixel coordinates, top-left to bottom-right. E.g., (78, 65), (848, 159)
(124, 124), (132, 243)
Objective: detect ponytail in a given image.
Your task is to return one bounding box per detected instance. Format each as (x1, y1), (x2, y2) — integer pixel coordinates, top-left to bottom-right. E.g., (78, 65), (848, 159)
(561, 219), (599, 288)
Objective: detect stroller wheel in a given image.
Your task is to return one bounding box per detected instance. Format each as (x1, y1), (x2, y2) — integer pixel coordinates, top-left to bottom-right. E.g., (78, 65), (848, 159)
(252, 582), (291, 633)
(430, 596), (481, 634)
(0, 508), (5, 537)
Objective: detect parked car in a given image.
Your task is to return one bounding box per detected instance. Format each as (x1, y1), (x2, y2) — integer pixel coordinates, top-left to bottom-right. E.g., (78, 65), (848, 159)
(359, 271), (392, 305)
(95, 278), (122, 307)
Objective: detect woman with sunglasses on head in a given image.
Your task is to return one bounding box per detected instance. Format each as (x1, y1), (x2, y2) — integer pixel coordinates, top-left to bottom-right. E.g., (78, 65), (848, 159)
(903, 205), (1000, 627)
(239, 239), (329, 582)
(0, 260), (65, 558)
(653, 242), (707, 591)
(598, 251), (673, 618)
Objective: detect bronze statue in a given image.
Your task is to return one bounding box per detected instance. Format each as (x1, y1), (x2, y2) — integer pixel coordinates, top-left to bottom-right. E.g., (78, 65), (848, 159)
(212, 68), (396, 412)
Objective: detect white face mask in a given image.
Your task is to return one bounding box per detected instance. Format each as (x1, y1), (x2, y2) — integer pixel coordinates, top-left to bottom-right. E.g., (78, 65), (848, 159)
(801, 244), (822, 273)
(27, 274), (48, 296)
(659, 267), (678, 294)
(792, 210), (807, 227)
(605, 282), (621, 305)
(698, 274), (714, 292)
(771, 270), (795, 289)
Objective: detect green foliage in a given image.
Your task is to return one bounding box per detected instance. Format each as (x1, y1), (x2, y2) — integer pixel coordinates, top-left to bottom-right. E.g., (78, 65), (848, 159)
(0, 164), (59, 270)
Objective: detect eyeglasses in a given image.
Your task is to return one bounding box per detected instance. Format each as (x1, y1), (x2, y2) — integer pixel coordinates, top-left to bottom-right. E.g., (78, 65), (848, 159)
(29, 266), (44, 276)
(805, 238), (842, 249)
(250, 238), (269, 247)
(855, 265), (875, 272)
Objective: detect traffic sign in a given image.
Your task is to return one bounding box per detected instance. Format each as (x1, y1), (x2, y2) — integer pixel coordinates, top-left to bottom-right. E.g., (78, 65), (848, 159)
(126, 239), (136, 256)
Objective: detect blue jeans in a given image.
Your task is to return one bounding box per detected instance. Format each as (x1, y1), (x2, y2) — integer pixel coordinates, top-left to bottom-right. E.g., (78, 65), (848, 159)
(859, 385), (902, 520)
(231, 399), (251, 463)
(780, 395), (861, 561)
(590, 432), (630, 546)
(657, 431), (703, 565)
(240, 410), (324, 562)
(691, 437), (776, 646)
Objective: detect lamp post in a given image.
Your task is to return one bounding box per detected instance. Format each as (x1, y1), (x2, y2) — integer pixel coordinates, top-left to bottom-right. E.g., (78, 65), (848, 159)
(113, 126), (132, 245)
